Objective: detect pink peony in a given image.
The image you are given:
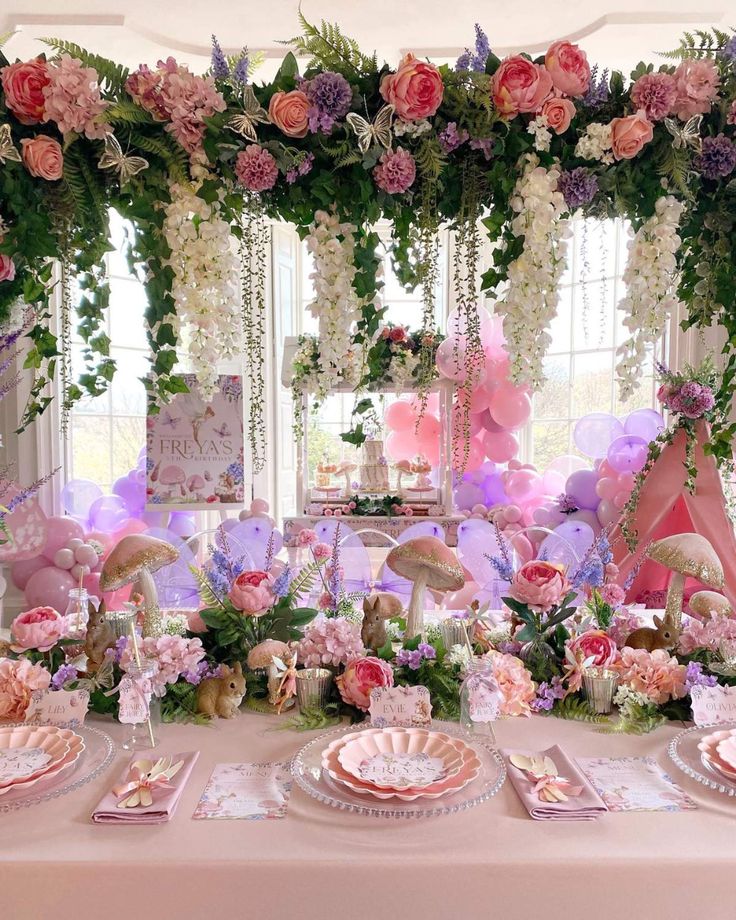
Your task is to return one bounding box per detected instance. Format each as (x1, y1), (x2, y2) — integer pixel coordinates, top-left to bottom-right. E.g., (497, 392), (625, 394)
(373, 147), (416, 194)
(336, 655), (394, 711)
(11, 606), (65, 652)
(20, 135), (63, 181)
(567, 629), (618, 667)
(0, 657), (51, 721)
(615, 647), (686, 705)
(1, 58), (50, 124)
(380, 53), (444, 121)
(235, 144), (278, 192)
(0, 254), (15, 283)
(672, 58), (720, 120)
(508, 560), (569, 612)
(610, 111), (653, 160)
(121, 635), (205, 696)
(296, 616), (365, 668)
(678, 613), (736, 655)
(228, 570), (275, 615)
(42, 55), (109, 140)
(600, 583), (626, 608)
(544, 40), (591, 97)
(631, 72), (677, 121)
(296, 528), (319, 547)
(312, 542), (332, 562)
(268, 89), (310, 138)
(540, 96), (576, 134)
(484, 650), (536, 717)
(389, 326), (407, 342)
(492, 56), (553, 117)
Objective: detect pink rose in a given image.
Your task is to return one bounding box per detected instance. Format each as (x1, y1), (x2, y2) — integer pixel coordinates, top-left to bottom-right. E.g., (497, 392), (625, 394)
(508, 560), (569, 612)
(228, 570), (275, 615)
(20, 135), (64, 181)
(10, 606), (65, 652)
(389, 326), (407, 342)
(380, 53), (444, 121)
(0, 657), (51, 722)
(0, 58), (50, 124)
(0, 254), (15, 283)
(268, 90), (310, 138)
(610, 111), (653, 160)
(568, 629), (618, 668)
(540, 96), (576, 134)
(491, 56), (553, 117)
(672, 59), (719, 120)
(336, 656), (394, 711)
(544, 40), (591, 97)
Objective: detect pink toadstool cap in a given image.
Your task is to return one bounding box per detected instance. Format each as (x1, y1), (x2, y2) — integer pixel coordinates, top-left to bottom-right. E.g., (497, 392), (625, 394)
(100, 534), (179, 591)
(386, 536), (464, 592)
(648, 533), (724, 587)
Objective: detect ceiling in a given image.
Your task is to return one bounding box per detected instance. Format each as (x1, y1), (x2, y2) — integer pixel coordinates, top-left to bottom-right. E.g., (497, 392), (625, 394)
(1, 1), (729, 79)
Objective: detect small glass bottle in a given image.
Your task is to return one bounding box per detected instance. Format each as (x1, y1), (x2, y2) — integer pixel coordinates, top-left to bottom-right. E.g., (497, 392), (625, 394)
(460, 657), (499, 745)
(63, 588), (89, 640)
(120, 660), (161, 751)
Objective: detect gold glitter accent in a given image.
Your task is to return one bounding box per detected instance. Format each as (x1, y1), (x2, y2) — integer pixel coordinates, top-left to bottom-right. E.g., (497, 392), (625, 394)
(648, 542), (724, 588)
(389, 545), (464, 590)
(100, 545), (179, 591)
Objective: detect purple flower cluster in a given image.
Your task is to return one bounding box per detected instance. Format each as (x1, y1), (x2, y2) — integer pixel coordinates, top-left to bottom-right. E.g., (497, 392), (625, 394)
(582, 65), (609, 109)
(51, 664), (78, 690)
(530, 677), (566, 712)
(304, 71), (352, 134)
(556, 492), (580, 514)
(720, 34), (736, 62)
(455, 24), (491, 73)
(210, 35), (229, 79)
(286, 152), (315, 184)
(184, 661), (223, 685)
(112, 635), (129, 664)
(396, 642), (436, 670)
(667, 381), (716, 419)
(469, 137), (494, 160)
(206, 539), (246, 596)
(233, 53), (249, 85)
(273, 566), (291, 598)
(684, 661), (718, 693)
(439, 122), (469, 154)
(558, 168), (599, 210)
(696, 134), (736, 181)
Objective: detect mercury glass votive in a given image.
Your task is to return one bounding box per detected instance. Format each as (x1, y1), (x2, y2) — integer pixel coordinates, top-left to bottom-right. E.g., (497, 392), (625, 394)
(296, 668), (333, 711)
(105, 609), (138, 639)
(440, 617), (469, 650)
(583, 667), (619, 714)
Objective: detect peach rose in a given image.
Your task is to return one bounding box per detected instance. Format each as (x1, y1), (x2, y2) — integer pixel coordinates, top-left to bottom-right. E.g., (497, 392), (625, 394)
(21, 135), (63, 181)
(610, 111), (653, 160)
(268, 89), (309, 138)
(491, 56), (553, 117)
(11, 606), (66, 652)
(0, 58), (50, 125)
(0, 255), (15, 283)
(508, 561), (569, 612)
(336, 656), (394, 711)
(541, 96), (576, 134)
(672, 58), (719, 120)
(380, 53), (444, 121)
(228, 570), (275, 615)
(544, 40), (591, 98)
(568, 630), (618, 668)
(0, 657), (51, 722)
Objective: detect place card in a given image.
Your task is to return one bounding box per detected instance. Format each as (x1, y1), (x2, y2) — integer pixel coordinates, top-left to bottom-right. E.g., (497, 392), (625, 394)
(369, 685), (432, 727)
(690, 684), (736, 726)
(24, 688), (89, 728)
(192, 762), (291, 820)
(577, 756), (696, 812)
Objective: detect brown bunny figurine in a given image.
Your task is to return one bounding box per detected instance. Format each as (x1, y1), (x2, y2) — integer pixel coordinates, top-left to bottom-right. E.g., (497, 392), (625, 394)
(196, 662), (246, 719)
(624, 612), (680, 652)
(361, 592), (403, 652)
(84, 601), (116, 674)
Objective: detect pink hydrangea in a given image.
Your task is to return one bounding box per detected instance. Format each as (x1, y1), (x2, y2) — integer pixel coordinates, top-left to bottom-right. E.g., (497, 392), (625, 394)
(678, 613), (736, 655)
(296, 616), (365, 668)
(42, 55), (110, 139)
(606, 607), (644, 648)
(373, 147), (416, 194)
(630, 72), (677, 121)
(312, 542), (332, 562)
(672, 58), (720, 120)
(484, 650), (536, 717)
(0, 657), (51, 721)
(121, 635), (205, 697)
(235, 144), (279, 192)
(615, 647), (687, 705)
(600, 583), (626, 608)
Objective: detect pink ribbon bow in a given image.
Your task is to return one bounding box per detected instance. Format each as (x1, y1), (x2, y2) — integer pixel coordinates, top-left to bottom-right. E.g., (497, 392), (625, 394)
(509, 753), (583, 803)
(113, 757), (184, 809)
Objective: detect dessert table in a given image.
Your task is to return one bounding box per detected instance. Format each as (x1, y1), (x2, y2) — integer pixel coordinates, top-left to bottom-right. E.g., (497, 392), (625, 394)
(2, 712), (734, 920)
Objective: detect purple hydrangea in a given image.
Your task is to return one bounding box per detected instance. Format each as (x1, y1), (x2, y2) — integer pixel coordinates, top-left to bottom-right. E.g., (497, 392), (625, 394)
(439, 122), (469, 153)
(582, 65), (609, 109)
(530, 676), (566, 712)
(456, 24), (490, 73)
(210, 35), (230, 79)
(51, 664), (78, 690)
(286, 152), (315, 184)
(720, 35), (736, 62)
(469, 137), (494, 160)
(558, 168), (599, 210)
(696, 134), (736, 180)
(557, 492), (580, 514)
(668, 381), (716, 418)
(418, 642), (436, 661)
(684, 661), (718, 693)
(112, 636), (129, 664)
(396, 643), (436, 670)
(304, 72), (352, 134)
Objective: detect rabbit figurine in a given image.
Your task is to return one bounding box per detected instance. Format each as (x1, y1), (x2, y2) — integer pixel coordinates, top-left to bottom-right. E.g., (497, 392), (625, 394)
(84, 601), (116, 674)
(361, 592), (404, 652)
(196, 662), (246, 719)
(624, 612), (680, 652)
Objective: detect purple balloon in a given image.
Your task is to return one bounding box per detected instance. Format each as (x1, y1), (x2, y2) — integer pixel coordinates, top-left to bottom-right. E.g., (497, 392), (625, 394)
(454, 482), (485, 511)
(607, 435), (649, 474)
(567, 509), (602, 535)
(112, 476), (144, 515)
(89, 495), (129, 533)
(540, 520), (595, 567)
(168, 512), (196, 539)
(482, 473), (509, 507)
(60, 479), (102, 520)
(573, 413), (625, 459)
(623, 409), (664, 444)
(479, 409), (506, 433)
(565, 469), (600, 510)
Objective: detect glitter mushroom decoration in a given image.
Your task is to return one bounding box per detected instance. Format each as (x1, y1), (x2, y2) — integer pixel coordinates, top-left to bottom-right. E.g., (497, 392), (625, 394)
(648, 533), (724, 629)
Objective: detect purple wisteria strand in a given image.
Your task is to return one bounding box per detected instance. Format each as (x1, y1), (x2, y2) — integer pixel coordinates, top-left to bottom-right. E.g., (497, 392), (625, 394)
(264, 531), (275, 572)
(233, 53), (250, 85)
(570, 528), (612, 590)
(623, 541), (653, 591)
(485, 522), (515, 581)
(211, 35), (230, 79)
(272, 566), (291, 598)
(205, 528), (246, 596)
(455, 24), (490, 72)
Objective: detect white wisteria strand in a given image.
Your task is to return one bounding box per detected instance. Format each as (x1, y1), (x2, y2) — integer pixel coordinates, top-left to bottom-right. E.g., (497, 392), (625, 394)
(162, 182), (241, 401)
(616, 195), (684, 399)
(496, 155), (570, 389)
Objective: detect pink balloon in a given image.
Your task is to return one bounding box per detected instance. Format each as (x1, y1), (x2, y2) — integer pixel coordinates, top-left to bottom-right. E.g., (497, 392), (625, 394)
(385, 430), (417, 462)
(445, 581), (480, 610)
(110, 518), (147, 542)
(86, 531), (113, 553)
(546, 455), (587, 479)
(44, 516), (85, 557)
(83, 570), (101, 598)
(384, 400), (417, 432)
(250, 498), (270, 515)
(11, 556), (49, 590)
(436, 338), (467, 382)
(596, 500), (618, 527)
(489, 384), (532, 430)
(542, 469), (566, 495)
(482, 430), (519, 464)
(53, 548), (76, 570)
(410, 393), (440, 416)
(505, 470), (541, 502)
(469, 387), (492, 415)
(613, 490), (629, 510)
(595, 477), (619, 501)
(509, 532), (534, 563)
(24, 566), (77, 611)
(616, 471), (635, 490)
(75, 544), (99, 567)
(467, 413), (485, 437)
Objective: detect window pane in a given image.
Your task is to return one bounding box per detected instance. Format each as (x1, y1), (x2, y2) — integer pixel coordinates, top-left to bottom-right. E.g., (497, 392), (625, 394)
(111, 416), (146, 482)
(571, 350), (614, 418)
(573, 280), (615, 350)
(532, 421), (570, 470)
(535, 356), (570, 420)
(70, 415), (112, 489)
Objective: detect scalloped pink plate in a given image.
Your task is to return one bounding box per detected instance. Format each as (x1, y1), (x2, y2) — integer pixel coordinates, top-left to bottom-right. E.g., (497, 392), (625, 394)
(0, 726), (70, 789)
(322, 732), (481, 801)
(337, 727), (465, 789)
(698, 729), (736, 782)
(0, 727), (85, 796)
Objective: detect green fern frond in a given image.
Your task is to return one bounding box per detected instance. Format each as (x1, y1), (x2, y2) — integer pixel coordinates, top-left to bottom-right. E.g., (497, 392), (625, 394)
(0, 30), (16, 49)
(655, 143), (692, 198)
(41, 38), (129, 92)
(660, 27), (733, 60)
(415, 136), (447, 181)
(106, 100), (153, 125)
(189, 565), (226, 610)
(287, 560), (320, 598)
(126, 130), (189, 183)
(551, 695), (608, 724)
(225, 49), (266, 77)
(285, 8), (378, 75)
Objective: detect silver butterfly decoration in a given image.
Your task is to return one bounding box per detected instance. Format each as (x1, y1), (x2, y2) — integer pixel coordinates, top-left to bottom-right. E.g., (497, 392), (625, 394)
(0, 124), (21, 165)
(346, 104), (395, 154)
(664, 114), (703, 153)
(97, 133), (149, 184)
(227, 85), (269, 143)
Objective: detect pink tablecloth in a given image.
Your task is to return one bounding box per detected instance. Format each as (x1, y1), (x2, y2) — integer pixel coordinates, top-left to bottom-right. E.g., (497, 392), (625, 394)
(1, 712), (734, 920)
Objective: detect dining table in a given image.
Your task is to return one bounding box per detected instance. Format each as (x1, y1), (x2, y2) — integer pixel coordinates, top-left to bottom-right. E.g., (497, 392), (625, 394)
(1, 709), (734, 920)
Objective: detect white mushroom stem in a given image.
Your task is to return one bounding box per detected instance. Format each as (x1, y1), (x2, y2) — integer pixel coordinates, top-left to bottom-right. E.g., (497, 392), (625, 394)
(406, 569), (429, 639)
(396, 471), (405, 492)
(341, 471), (352, 494)
(138, 567), (163, 638)
(665, 572), (685, 629)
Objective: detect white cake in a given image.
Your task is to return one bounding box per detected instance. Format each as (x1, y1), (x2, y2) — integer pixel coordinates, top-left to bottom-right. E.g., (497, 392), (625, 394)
(359, 439), (389, 492)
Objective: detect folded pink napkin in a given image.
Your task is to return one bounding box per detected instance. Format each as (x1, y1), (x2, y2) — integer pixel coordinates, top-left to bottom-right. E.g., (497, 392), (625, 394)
(92, 751), (199, 824)
(502, 745), (607, 821)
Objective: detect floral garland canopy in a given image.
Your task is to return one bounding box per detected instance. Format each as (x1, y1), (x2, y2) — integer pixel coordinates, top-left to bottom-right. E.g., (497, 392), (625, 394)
(1, 19), (736, 464)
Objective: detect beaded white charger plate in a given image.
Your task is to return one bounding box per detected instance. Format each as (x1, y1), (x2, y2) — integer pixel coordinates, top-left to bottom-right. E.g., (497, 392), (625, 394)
(668, 722), (736, 797)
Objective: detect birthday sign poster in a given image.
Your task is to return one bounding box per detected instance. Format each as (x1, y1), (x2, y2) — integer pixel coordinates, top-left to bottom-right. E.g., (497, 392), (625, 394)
(146, 375), (244, 510)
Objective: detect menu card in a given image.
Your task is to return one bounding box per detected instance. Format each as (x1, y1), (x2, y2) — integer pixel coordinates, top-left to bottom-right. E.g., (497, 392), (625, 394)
(192, 762), (291, 820)
(577, 756), (696, 812)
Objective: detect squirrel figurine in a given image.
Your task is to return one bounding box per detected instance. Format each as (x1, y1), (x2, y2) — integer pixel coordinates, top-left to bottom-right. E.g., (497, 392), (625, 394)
(361, 592), (403, 652)
(624, 612), (680, 652)
(84, 601), (116, 674)
(196, 662), (246, 719)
